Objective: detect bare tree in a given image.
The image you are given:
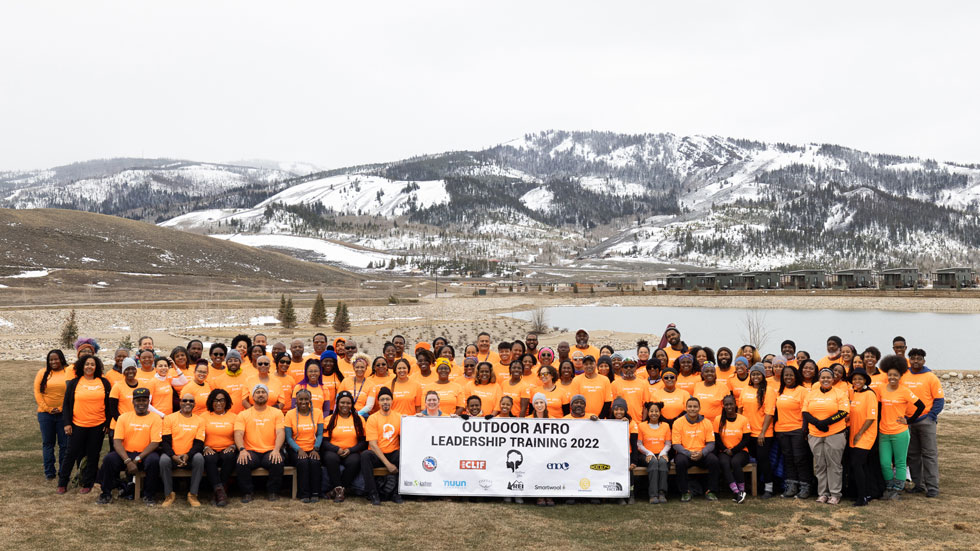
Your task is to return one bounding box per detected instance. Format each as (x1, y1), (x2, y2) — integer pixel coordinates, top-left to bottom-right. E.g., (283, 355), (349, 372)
(740, 309), (773, 351)
(530, 308), (549, 335)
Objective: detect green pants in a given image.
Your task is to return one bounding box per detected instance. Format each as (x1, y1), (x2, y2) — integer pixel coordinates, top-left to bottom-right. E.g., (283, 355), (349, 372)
(879, 430), (910, 482)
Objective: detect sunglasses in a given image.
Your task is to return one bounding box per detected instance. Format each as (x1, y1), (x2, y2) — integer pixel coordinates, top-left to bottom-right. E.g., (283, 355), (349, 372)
(180, 399), (196, 403)
(345, 346), (357, 350)
(662, 375), (676, 380)
(257, 362), (270, 366)
(212, 353), (225, 357)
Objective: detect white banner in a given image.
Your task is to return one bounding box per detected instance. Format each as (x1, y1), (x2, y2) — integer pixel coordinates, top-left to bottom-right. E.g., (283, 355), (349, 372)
(398, 416), (630, 498)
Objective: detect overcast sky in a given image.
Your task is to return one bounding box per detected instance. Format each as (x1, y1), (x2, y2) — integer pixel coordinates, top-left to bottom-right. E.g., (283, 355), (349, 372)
(1, 1), (977, 171)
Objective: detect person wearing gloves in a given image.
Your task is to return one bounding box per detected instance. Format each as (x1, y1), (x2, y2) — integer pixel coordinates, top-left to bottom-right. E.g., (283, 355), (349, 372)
(234, 383), (286, 503)
(802, 367), (850, 504)
(159, 392), (206, 507)
(672, 396), (720, 502)
(637, 401), (671, 504)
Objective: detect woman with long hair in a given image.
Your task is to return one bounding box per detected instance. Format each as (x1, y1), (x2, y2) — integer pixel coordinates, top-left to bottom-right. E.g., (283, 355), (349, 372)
(637, 401), (671, 504)
(740, 363), (776, 498)
(535, 366), (569, 418)
(57, 355), (111, 494)
(715, 394), (752, 503)
(293, 359), (328, 415)
(35, 349), (70, 479)
(389, 358), (422, 416)
(286, 388), (324, 503)
(803, 368), (851, 505)
(321, 390), (366, 503)
(775, 365), (810, 499)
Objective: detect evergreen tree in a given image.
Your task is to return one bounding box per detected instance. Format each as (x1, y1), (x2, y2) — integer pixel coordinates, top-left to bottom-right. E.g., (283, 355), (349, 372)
(281, 297), (297, 329)
(278, 294), (287, 323)
(333, 302), (351, 332)
(60, 309), (79, 348)
(309, 292), (327, 327)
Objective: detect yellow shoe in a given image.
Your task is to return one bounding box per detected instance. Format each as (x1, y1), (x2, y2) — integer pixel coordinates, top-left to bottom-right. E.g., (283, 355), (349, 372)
(187, 494), (201, 508)
(162, 492), (176, 508)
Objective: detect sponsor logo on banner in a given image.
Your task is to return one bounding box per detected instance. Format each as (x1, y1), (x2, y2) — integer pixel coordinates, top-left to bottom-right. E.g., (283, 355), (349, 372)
(590, 464), (611, 471)
(460, 460), (487, 470)
(479, 479), (492, 490)
(579, 478), (591, 490)
(505, 449), (524, 472)
(443, 480), (467, 488)
(422, 456), (438, 472)
(403, 480), (433, 488)
(604, 482), (623, 491)
(535, 484), (565, 491)
(507, 480), (525, 491)
(547, 462), (570, 471)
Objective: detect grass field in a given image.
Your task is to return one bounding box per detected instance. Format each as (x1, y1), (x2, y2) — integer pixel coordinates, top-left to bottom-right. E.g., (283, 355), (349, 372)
(2, 359), (977, 551)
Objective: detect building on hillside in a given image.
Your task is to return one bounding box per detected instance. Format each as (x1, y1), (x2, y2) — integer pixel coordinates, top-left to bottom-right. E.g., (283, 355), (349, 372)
(932, 267), (977, 289)
(736, 271), (782, 290)
(832, 269), (874, 289)
(880, 268), (919, 289)
(785, 269), (826, 289)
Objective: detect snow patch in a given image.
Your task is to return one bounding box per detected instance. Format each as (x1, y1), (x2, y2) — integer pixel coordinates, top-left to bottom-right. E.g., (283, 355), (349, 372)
(250, 316), (279, 325)
(5, 269), (50, 278)
(209, 233), (398, 269)
(0, 317), (13, 327)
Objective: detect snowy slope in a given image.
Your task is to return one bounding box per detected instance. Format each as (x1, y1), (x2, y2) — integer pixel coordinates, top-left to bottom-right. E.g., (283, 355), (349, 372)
(255, 174), (450, 216)
(209, 233), (397, 269)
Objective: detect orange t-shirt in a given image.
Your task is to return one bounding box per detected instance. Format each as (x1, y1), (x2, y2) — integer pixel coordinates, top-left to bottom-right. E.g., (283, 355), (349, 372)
(612, 377), (650, 422)
(692, 382), (730, 421)
(201, 411), (238, 450)
(429, 382), (466, 415)
(288, 361), (307, 384)
(148, 376), (174, 415)
(234, 406), (284, 452)
(114, 411), (163, 453)
(738, 386), (776, 437)
(326, 414), (360, 449)
(816, 355), (840, 370)
(337, 358), (355, 379)
(848, 390), (878, 449)
(135, 368), (157, 385)
(802, 387), (849, 437)
(243, 376), (283, 409)
(901, 371), (944, 413)
(537, 386), (570, 419)
(182, 380), (213, 416)
(272, 374), (296, 411)
(162, 412), (205, 454)
(671, 415), (714, 453)
(321, 373), (343, 411)
(285, 408), (324, 452)
(649, 388), (691, 421)
(475, 350), (500, 365)
(411, 370), (439, 388)
(637, 421), (671, 455)
(571, 374), (613, 416)
(714, 368), (736, 387)
(572, 345), (601, 362)
(104, 369), (125, 389)
(675, 373), (700, 395)
(292, 383), (328, 415)
(869, 372), (888, 398)
(879, 385), (919, 435)
(34, 368), (69, 414)
(499, 379), (532, 416)
(338, 377), (374, 411)
(167, 367), (189, 393)
(213, 371), (249, 414)
(365, 411), (401, 453)
(494, 362), (514, 384)
(664, 347), (685, 367)
(72, 378), (108, 428)
(109, 381), (151, 430)
(463, 381), (502, 415)
(727, 375), (751, 402)
(774, 386), (807, 432)
(712, 413), (751, 450)
(389, 378), (423, 417)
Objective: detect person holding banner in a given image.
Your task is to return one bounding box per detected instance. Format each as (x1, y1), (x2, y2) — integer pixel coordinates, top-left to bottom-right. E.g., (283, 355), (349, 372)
(321, 390), (366, 503)
(565, 395), (598, 420)
(672, 397), (720, 502)
(418, 390), (444, 417)
(637, 402), (671, 504)
(362, 387), (403, 506)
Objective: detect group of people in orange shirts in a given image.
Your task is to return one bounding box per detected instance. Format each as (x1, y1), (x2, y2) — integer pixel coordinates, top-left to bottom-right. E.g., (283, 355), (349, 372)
(33, 325), (943, 507)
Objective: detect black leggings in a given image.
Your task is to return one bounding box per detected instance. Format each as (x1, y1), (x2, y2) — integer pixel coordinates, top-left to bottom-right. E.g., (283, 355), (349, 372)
(718, 450), (750, 486)
(58, 424), (104, 488)
(322, 450), (361, 489)
(777, 430), (809, 483)
(204, 450), (236, 488)
(849, 447), (872, 500)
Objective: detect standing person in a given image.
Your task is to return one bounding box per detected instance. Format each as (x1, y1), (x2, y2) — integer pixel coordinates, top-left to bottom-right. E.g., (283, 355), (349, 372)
(799, 359), (818, 389)
(389, 358), (422, 416)
(774, 365), (811, 499)
(183, 362), (213, 416)
(571, 356), (612, 418)
(272, 353), (296, 412)
(674, 355), (700, 395)
(902, 348), (944, 497)
(285, 389), (324, 503)
(465, 362), (502, 416)
(186, 340), (205, 367)
(292, 359), (329, 415)
(429, 359), (465, 415)
(159, 392), (206, 508)
(672, 397), (720, 502)
(475, 332), (500, 365)
(234, 384), (286, 503)
(612, 358), (650, 421)
(537, 347), (556, 371)
(501, 361), (532, 417)
(817, 336), (843, 369)
(230, 334), (254, 375)
(848, 369), (878, 506)
(288, 339), (309, 382)
(660, 325), (688, 367)
(213, 350), (249, 414)
(556, 341), (571, 365)
(201, 389), (237, 507)
(802, 368), (850, 504)
(244, 355), (283, 410)
(637, 401), (671, 504)
(739, 363), (776, 498)
(892, 336), (908, 364)
(780, 340), (799, 367)
(35, 349), (70, 480)
(692, 363), (730, 422)
(95, 388), (162, 505)
(57, 355), (111, 494)
(650, 368), (690, 425)
(312, 333), (329, 361)
(878, 356), (925, 500)
(572, 329), (601, 362)
(339, 354), (374, 412)
(207, 343), (227, 382)
(320, 351), (344, 413)
(727, 357), (752, 401)
(715, 347), (735, 386)
(362, 387), (404, 505)
(105, 348), (129, 388)
(535, 366), (569, 418)
(525, 333), (539, 360)
(714, 395), (752, 503)
(321, 391), (366, 503)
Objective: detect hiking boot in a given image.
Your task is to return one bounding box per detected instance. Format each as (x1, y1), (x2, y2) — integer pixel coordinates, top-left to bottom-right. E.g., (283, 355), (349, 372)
(333, 487), (345, 503)
(162, 492), (176, 508)
(370, 493), (381, 506)
(795, 483), (811, 500)
(907, 485), (926, 494)
(214, 485), (228, 507)
(888, 490), (901, 501)
(301, 497), (311, 504)
(782, 481), (798, 498)
(761, 490), (773, 499)
(142, 495), (156, 506)
(392, 494), (403, 504)
(310, 496), (319, 503)
(187, 494), (201, 508)
(241, 493), (254, 504)
(97, 493), (112, 505)
(681, 492), (692, 503)
(705, 491), (718, 502)
(734, 491), (747, 504)
(659, 492), (667, 503)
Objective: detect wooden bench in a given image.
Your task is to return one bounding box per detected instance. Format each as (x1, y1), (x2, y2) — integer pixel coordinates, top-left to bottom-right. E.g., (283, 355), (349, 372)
(134, 466), (297, 499)
(633, 463), (758, 496)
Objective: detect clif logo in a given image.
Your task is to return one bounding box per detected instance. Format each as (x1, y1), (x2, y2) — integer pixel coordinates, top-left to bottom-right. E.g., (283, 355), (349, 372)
(459, 460), (487, 470)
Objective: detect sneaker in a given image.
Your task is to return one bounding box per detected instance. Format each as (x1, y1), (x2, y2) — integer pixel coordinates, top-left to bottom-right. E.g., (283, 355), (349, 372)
(310, 496), (320, 503)
(214, 485), (228, 507)
(267, 493), (279, 502)
(888, 491), (901, 501)
(370, 493), (381, 506)
(705, 491), (718, 502)
(96, 493), (112, 505)
(142, 495), (156, 506)
(853, 496), (870, 507)
(187, 494), (201, 508)
(795, 484), (811, 500)
(907, 485), (926, 494)
(56, 486), (67, 495)
(782, 482), (798, 498)
(827, 496), (840, 505)
(816, 495), (828, 504)
(79, 487), (92, 495)
(241, 493), (254, 504)
(659, 492), (667, 503)
(904, 480), (915, 491)
(761, 490), (773, 499)
(536, 498), (547, 507)
(545, 498), (556, 507)
(648, 497), (658, 505)
(392, 494), (403, 504)
(681, 492), (692, 503)
(926, 490), (939, 498)
(514, 497), (524, 504)
(162, 492), (176, 508)
(734, 491), (747, 504)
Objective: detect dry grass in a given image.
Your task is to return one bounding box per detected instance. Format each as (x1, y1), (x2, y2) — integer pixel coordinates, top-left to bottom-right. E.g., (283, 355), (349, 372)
(2, 359), (978, 551)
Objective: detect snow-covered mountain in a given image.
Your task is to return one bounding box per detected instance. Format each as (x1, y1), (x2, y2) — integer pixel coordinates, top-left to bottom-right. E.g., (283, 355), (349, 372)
(6, 132), (980, 274)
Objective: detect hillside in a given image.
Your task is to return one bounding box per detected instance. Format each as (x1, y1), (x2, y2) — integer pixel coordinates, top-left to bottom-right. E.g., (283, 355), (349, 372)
(0, 209), (362, 294)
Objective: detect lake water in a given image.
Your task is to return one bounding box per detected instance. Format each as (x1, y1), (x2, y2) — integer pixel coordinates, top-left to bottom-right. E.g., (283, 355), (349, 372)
(505, 306), (975, 371)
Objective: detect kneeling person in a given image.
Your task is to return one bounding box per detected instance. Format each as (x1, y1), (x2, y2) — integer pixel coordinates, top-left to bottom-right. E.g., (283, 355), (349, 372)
(160, 392), (206, 507)
(97, 388), (162, 505)
(361, 387), (403, 505)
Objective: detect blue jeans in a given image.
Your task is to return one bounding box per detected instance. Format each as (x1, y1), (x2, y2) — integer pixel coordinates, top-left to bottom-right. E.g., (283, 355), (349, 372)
(38, 411), (68, 478)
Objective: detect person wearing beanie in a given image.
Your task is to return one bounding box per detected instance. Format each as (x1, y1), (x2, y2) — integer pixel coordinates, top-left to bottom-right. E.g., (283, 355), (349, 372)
(727, 356), (752, 404)
(213, 349), (248, 414)
(74, 337), (100, 358)
(847, 368), (878, 506)
(612, 358), (648, 421)
(817, 336), (843, 369)
(742, 362), (776, 498)
(95, 386), (161, 505)
(565, 394), (594, 419)
(361, 386), (403, 505)
(234, 383), (286, 503)
(780, 340), (799, 367)
(802, 366), (851, 504)
(660, 325), (688, 367)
